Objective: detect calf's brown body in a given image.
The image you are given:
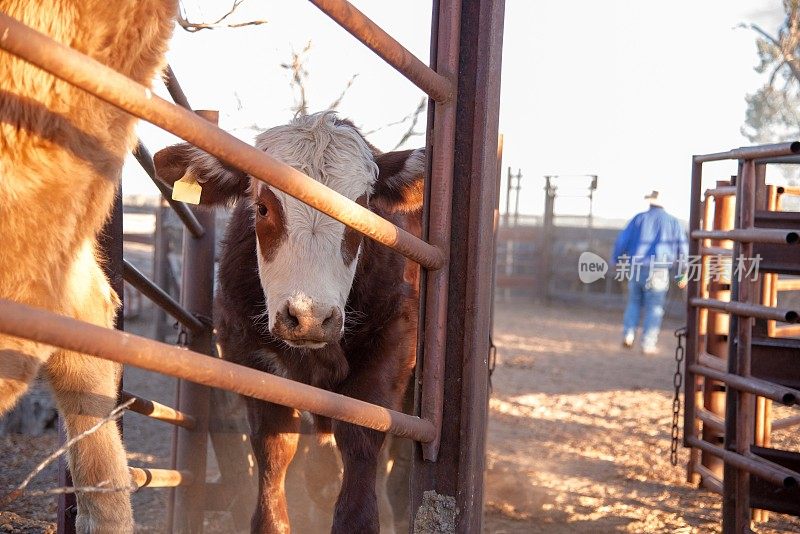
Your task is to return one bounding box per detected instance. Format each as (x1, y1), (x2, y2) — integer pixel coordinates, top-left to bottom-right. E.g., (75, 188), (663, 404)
(154, 112), (425, 533)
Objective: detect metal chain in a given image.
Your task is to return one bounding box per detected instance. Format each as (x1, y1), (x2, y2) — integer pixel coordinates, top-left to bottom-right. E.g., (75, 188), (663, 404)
(671, 326), (687, 466)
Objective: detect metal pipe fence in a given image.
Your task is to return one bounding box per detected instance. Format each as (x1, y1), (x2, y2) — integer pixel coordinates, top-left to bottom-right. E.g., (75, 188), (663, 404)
(0, 299), (437, 441)
(684, 142), (800, 530)
(0, 12), (444, 271)
(0, 2), (503, 531)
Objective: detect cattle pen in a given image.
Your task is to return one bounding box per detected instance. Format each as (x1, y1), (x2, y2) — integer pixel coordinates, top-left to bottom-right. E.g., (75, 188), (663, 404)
(682, 142), (800, 533)
(0, 1), (505, 532)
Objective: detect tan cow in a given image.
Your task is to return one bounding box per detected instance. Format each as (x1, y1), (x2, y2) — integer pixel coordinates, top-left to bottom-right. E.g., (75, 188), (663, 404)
(0, 1), (177, 532)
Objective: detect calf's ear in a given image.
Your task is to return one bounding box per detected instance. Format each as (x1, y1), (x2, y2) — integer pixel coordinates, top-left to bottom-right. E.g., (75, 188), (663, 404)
(153, 143), (249, 206)
(372, 148), (426, 213)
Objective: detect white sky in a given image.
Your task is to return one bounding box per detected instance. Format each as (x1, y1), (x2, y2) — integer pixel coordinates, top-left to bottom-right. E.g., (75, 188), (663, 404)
(124, 1), (789, 223)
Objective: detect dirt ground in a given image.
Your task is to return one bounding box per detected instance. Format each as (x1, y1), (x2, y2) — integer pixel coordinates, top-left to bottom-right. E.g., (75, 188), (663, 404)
(2, 297), (799, 533)
(484, 300), (800, 534)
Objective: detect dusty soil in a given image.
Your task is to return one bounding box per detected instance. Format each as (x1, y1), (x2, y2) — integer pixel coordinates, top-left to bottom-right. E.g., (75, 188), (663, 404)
(484, 300), (800, 533)
(2, 294), (799, 532)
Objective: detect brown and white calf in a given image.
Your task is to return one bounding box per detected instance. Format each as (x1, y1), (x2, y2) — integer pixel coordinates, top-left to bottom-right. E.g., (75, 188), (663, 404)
(154, 111), (424, 533)
(0, 1), (176, 532)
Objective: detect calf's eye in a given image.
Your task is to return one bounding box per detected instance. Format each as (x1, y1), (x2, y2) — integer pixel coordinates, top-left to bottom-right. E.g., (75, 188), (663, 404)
(256, 203), (268, 217)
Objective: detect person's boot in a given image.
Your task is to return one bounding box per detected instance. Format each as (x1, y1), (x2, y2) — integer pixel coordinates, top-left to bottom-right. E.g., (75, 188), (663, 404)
(622, 331), (635, 348)
(641, 330), (659, 354)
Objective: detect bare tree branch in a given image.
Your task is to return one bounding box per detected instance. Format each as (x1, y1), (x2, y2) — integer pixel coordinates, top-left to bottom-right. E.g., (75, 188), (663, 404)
(742, 22), (782, 47)
(281, 41), (313, 116)
(328, 74), (359, 111)
(742, 21), (800, 86)
(0, 398), (135, 507)
(391, 97), (427, 150)
(177, 0), (267, 33)
(769, 60), (788, 87)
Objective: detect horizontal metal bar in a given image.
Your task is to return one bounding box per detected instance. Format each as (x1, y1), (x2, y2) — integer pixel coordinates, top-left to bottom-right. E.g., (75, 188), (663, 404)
(697, 407), (725, 435)
(774, 324), (800, 338)
(700, 473), (724, 495)
(689, 364), (799, 405)
(691, 228), (799, 245)
(704, 186), (737, 198)
(129, 467), (192, 489)
(0, 13), (444, 271)
(690, 298), (799, 323)
(123, 233), (154, 246)
(686, 436), (799, 488)
(120, 390), (196, 430)
(698, 351), (728, 373)
(776, 278), (800, 291)
(779, 185), (800, 195)
(308, 0), (453, 103)
(694, 462), (723, 495)
(699, 245), (733, 256)
(694, 142), (800, 163)
(754, 155), (800, 165)
(0, 300), (436, 442)
(132, 142), (204, 238)
(772, 414), (800, 431)
(122, 260), (204, 333)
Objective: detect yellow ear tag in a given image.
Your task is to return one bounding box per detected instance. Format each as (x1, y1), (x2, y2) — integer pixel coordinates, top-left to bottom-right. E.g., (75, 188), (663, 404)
(172, 169), (202, 205)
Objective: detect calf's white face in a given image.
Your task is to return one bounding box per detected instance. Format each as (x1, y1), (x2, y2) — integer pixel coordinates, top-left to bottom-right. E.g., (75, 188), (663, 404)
(251, 113), (378, 348)
(152, 111), (426, 350)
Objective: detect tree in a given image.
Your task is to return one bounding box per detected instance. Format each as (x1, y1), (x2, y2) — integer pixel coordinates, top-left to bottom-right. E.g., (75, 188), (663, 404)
(177, 2), (426, 149)
(177, 0), (267, 32)
(280, 41), (427, 150)
(741, 1), (800, 144)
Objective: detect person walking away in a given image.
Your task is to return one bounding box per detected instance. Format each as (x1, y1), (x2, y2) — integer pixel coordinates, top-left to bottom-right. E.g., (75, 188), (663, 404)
(612, 191), (688, 354)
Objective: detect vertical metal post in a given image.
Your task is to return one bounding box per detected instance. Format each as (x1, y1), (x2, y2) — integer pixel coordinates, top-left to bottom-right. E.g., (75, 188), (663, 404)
(542, 177), (555, 300)
(723, 160), (756, 533)
(168, 112), (217, 534)
(504, 167), (512, 227)
(683, 159), (703, 459)
(689, 195), (713, 485)
(153, 198), (170, 342)
(701, 183), (734, 480)
(512, 169), (521, 227)
(491, 134), (503, 313)
(56, 442), (77, 534)
(419, 0), (460, 462)
(752, 182), (779, 524)
(412, 0), (504, 531)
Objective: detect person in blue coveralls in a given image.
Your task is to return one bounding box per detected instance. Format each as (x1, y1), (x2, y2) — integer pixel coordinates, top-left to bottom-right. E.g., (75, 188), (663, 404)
(612, 191), (688, 354)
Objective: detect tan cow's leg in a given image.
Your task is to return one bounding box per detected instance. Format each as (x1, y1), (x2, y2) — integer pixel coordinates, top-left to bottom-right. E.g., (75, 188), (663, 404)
(376, 442), (396, 534)
(0, 338), (52, 415)
(42, 244), (133, 534)
(45, 352), (132, 534)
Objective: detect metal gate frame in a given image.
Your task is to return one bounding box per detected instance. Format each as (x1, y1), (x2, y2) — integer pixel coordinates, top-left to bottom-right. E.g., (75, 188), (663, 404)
(684, 142), (800, 533)
(0, 1), (505, 531)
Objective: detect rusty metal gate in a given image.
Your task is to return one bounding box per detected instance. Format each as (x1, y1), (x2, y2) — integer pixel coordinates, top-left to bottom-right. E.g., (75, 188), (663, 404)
(0, 0), (505, 531)
(683, 142), (800, 533)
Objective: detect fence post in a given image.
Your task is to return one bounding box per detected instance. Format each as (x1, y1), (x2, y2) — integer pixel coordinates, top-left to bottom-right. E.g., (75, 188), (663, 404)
(168, 120), (216, 532)
(411, 0), (504, 530)
(153, 198), (171, 342)
(168, 205), (214, 533)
